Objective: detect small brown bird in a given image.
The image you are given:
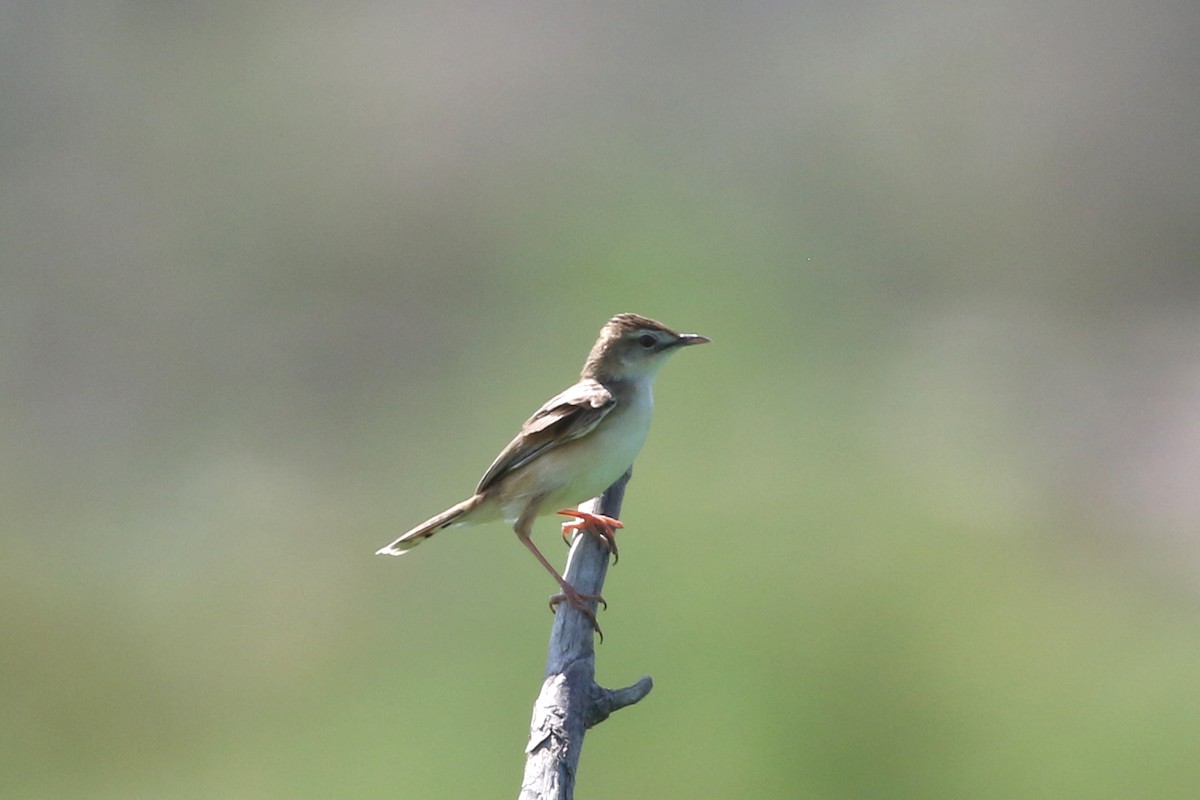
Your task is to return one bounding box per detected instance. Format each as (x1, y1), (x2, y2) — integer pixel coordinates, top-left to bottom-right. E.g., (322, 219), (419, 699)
(376, 313), (709, 629)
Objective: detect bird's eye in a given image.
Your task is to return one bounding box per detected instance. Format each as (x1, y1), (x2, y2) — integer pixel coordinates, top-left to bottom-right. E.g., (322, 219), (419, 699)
(637, 334), (657, 349)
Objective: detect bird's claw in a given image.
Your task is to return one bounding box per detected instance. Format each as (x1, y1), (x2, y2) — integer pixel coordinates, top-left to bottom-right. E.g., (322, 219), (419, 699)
(549, 586), (607, 639)
(548, 589), (607, 612)
(557, 508), (623, 564)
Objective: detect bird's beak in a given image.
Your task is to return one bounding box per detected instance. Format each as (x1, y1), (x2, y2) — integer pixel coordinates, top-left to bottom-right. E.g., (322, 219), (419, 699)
(675, 332), (711, 347)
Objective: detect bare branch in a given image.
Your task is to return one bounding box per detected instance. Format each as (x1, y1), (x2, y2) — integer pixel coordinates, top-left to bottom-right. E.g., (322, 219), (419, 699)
(519, 469), (653, 800)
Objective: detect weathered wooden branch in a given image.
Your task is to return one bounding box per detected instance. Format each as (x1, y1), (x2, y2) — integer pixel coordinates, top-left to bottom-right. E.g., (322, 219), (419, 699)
(519, 468), (653, 800)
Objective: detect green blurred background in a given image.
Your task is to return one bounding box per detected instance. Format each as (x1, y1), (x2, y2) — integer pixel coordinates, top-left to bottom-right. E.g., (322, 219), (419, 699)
(4, 2), (1199, 798)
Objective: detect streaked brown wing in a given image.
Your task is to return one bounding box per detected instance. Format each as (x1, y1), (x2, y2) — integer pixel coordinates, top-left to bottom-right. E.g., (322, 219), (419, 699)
(475, 380), (616, 494)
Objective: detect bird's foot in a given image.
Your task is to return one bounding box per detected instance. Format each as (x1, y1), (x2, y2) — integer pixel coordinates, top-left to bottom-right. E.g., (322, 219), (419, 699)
(557, 509), (623, 563)
(549, 582), (607, 639)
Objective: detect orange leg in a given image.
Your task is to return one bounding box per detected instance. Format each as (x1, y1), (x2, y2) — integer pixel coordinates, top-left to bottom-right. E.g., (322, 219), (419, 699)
(516, 529), (606, 637)
(558, 509), (624, 563)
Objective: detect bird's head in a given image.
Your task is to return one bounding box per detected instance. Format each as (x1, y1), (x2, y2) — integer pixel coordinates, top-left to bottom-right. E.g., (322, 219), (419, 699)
(582, 313), (710, 382)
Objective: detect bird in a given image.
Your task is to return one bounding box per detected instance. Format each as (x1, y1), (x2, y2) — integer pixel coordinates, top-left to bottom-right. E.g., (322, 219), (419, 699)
(376, 313), (710, 631)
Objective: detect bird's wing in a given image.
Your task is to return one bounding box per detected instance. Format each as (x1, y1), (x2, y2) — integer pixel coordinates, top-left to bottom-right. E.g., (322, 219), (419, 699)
(475, 379), (616, 494)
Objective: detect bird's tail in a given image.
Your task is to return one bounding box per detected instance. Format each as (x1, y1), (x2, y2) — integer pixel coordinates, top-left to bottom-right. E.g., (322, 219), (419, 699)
(375, 495), (484, 556)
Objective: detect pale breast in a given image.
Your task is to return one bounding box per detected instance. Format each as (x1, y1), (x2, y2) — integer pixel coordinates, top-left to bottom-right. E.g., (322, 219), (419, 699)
(496, 386), (653, 521)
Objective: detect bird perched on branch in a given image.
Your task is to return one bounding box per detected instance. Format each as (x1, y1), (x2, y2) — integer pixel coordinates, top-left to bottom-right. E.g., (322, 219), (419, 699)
(376, 313), (709, 631)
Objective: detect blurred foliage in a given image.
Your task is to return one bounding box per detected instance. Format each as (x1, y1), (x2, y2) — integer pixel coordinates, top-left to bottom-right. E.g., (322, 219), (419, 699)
(4, 2), (1200, 798)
